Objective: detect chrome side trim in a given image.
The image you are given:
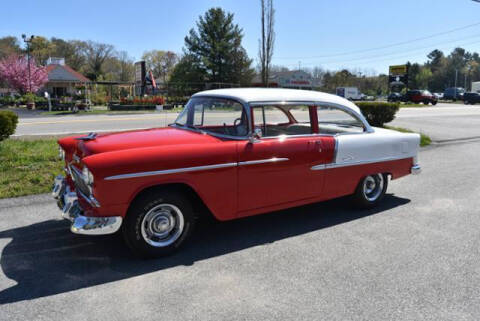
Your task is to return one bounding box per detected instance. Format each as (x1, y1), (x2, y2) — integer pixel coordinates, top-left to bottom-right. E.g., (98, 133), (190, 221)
(104, 162), (238, 181)
(105, 158), (290, 181)
(238, 157), (289, 166)
(311, 156), (413, 171)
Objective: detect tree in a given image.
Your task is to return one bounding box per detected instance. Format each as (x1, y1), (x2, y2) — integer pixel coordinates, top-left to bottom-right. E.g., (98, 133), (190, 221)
(29, 36), (56, 65)
(183, 7), (254, 84)
(142, 50), (179, 84)
(0, 55), (48, 93)
(82, 41), (114, 81)
(415, 67), (433, 89)
(258, 0), (275, 87)
(51, 38), (87, 71)
(0, 37), (21, 59)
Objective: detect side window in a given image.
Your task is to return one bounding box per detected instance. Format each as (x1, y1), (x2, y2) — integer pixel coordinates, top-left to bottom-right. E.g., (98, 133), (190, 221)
(317, 106), (364, 134)
(253, 105), (312, 137)
(190, 98), (247, 136)
(263, 106), (289, 125)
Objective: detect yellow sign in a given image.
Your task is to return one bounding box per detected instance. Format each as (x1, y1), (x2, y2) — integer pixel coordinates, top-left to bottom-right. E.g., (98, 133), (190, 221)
(389, 65), (408, 76)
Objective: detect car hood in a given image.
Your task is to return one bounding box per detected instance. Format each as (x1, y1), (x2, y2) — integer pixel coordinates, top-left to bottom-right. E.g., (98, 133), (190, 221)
(59, 127), (221, 157)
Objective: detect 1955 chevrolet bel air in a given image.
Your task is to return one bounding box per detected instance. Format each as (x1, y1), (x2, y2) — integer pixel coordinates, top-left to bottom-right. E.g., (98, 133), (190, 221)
(52, 88), (421, 258)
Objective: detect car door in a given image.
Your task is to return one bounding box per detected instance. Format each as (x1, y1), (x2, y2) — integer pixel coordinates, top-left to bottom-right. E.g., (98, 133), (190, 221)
(236, 105), (330, 215)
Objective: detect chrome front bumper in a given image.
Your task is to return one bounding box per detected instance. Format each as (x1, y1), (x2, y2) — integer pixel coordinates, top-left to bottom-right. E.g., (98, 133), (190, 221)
(52, 175), (122, 235)
(411, 164), (421, 175)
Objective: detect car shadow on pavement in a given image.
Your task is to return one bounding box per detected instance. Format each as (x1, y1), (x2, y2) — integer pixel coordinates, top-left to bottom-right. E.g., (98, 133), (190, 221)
(0, 194), (409, 304)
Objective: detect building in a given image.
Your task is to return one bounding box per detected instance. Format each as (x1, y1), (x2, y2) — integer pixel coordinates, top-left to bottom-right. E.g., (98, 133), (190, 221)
(42, 57), (90, 97)
(252, 70), (321, 90)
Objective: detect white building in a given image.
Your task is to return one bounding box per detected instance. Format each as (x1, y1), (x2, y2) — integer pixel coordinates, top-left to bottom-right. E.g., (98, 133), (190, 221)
(253, 70), (321, 90)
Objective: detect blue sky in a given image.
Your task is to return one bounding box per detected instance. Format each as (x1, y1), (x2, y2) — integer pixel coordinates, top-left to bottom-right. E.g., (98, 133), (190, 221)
(3, 0), (480, 74)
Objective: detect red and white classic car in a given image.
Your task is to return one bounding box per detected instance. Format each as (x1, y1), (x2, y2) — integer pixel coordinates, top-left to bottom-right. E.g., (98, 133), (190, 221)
(53, 88), (421, 257)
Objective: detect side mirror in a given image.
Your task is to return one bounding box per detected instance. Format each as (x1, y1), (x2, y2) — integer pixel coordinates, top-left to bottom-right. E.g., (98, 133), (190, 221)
(248, 127), (262, 143)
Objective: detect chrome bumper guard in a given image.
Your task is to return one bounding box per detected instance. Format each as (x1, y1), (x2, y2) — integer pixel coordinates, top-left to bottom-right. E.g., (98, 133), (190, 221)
(411, 164), (421, 175)
(52, 175), (122, 235)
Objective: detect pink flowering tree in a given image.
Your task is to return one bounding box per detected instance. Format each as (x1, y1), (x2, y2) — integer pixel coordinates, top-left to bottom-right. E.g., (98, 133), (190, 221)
(0, 55), (48, 94)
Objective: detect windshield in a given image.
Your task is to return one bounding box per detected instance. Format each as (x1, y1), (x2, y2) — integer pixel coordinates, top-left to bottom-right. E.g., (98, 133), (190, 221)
(174, 97), (248, 137)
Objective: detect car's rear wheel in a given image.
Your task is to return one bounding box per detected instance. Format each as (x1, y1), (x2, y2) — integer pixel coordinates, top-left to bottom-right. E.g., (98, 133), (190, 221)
(432, 100), (437, 106)
(352, 173), (388, 209)
(423, 100), (430, 105)
(122, 191), (196, 258)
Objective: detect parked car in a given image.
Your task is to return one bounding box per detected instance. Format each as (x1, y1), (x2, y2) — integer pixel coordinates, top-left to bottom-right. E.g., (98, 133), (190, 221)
(444, 87), (465, 101)
(387, 92), (403, 102)
(404, 89), (438, 105)
(433, 92), (444, 100)
(53, 88), (421, 258)
(362, 95), (375, 101)
(463, 92), (480, 105)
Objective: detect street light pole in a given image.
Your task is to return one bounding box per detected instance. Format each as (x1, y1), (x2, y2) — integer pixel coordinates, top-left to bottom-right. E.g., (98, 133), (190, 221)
(454, 69), (458, 99)
(22, 34), (34, 93)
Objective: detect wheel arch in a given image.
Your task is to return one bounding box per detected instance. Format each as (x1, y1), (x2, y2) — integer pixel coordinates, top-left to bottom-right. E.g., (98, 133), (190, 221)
(127, 182), (216, 220)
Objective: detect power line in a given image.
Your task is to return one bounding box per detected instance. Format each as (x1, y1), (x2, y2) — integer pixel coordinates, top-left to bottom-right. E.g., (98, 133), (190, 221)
(279, 37), (480, 68)
(276, 21), (480, 60)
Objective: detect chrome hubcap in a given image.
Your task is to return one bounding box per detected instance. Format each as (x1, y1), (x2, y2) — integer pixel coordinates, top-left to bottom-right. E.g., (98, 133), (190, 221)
(362, 174), (384, 202)
(141, 204), (184, 247)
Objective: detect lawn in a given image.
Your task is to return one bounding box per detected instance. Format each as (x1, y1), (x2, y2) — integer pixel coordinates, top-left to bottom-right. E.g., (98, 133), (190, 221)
(0, 138), (63, 198)
(385, 126), (432, 147)
(399, 103), (433, 108)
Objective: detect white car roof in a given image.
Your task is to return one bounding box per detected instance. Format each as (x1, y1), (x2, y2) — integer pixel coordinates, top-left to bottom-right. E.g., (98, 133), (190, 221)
(193, 88), (361, 114)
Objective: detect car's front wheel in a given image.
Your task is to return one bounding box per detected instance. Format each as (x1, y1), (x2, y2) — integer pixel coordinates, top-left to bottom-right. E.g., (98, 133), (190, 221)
(122, 191), (196, 258)
(352, 173), (388, 209)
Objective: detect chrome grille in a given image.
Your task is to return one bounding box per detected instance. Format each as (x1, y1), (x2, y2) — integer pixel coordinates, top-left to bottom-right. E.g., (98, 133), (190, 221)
(69, 165), (91, 197)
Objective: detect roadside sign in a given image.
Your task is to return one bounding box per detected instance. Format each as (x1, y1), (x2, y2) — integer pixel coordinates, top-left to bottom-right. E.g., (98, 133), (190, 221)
(389, 65), (408, 76)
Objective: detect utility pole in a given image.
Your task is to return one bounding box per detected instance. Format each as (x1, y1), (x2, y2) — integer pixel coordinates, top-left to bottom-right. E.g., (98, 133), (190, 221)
(22, 34), (35, 93)
(454, 69), (458, 99)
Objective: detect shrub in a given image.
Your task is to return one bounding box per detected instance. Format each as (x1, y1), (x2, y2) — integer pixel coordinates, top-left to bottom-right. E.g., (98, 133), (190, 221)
(23, 92), (36, 103)
(0, 96), (16, 106)
(91, 92), (108, 106)
(0, 110), (18, 141)
(356, 102), (400, 127)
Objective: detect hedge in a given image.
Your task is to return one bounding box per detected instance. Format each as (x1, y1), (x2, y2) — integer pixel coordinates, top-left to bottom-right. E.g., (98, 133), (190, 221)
(356, 102), (400, 127)
(0, 110), (18, 141)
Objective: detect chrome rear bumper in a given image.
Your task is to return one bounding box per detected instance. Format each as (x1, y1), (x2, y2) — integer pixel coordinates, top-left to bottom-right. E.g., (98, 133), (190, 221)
(52, 175), (122, 235)
(411, 164), (421, 175)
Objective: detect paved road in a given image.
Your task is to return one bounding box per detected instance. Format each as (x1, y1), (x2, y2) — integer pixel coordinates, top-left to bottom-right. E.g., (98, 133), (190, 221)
(1, 140), (479, 320)
(12, 103), (480, 141)
(389, 104), (480, 141)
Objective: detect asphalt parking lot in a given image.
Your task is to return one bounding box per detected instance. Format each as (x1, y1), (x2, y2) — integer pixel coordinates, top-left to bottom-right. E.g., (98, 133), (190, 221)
(0, 137), (479, 320)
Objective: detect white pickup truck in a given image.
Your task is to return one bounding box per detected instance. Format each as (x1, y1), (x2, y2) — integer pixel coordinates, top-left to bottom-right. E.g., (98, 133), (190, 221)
(336, 87), (365, 101)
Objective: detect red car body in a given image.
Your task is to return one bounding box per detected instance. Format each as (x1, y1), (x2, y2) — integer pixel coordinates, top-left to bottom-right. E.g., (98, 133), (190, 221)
(58, 127), (413, 221)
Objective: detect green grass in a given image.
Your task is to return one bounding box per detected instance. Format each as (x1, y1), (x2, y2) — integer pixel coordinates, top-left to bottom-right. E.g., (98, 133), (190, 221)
(0, 138), (63, 198)
(385, 126), (432, 147)
(399, 103), (431, 108)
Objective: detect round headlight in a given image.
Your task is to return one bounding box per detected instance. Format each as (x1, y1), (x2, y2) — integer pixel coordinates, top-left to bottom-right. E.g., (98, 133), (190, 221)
(58, 147), (65, 160)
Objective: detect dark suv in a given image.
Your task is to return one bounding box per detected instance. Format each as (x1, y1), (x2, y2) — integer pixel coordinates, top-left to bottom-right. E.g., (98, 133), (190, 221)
(444, 87), (465, 101)
(463, 92), (480, 105)
(404, 90), (438, 105)
(387, 92), (403, 102)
